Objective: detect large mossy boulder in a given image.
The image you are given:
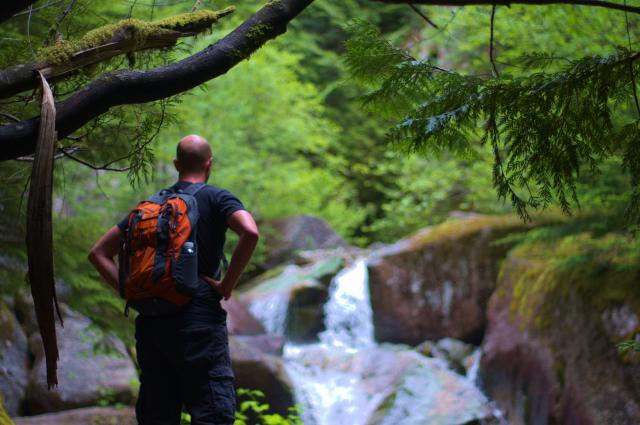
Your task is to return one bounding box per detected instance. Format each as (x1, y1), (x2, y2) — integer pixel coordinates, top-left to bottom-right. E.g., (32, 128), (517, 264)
(481, 236), (640, 425)
(367, 215), (530, 345)
(0, 301), (28, 416)
(229, 336), (294, 416)
(260, 215), (348, 270)
(26, 306), (137, 414)
(238, 256), (344, 342)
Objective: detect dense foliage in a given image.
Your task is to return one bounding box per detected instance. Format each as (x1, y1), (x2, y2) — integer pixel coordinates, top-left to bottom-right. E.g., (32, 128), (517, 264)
(0, 1), (638, 346)
(345, 4), (640, 224)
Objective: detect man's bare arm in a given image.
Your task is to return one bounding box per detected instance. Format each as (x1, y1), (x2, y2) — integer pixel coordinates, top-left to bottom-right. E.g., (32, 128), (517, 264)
(88, 225), (122, 292)
(205, 210), (259, 300)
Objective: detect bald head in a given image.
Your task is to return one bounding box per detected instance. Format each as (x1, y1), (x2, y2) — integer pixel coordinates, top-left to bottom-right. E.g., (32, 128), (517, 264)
(175, 134), (212, 175)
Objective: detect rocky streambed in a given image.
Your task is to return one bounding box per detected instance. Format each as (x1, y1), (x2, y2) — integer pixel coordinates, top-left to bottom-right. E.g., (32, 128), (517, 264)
(2, 214), (639, 424)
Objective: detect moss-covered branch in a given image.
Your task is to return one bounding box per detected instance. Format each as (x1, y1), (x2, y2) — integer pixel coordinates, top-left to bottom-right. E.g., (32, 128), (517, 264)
(0, 0), (314, 161)
(0, 7), (235, 99)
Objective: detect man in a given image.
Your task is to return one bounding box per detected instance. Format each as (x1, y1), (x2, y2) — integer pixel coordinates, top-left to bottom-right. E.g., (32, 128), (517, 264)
(88, 134), (259, 425)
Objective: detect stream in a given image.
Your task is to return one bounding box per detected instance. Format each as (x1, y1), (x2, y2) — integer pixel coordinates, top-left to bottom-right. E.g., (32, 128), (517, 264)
(247, 259), (500, 425)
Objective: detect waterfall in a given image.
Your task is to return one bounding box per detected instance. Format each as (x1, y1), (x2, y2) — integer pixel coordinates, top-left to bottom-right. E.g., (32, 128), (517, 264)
(244, 257), (495, 425)
(248, 292), (289, 335)
(465, 348), (482, 384)
(318, 259), (374, 349)
(284, 259), (382, 425)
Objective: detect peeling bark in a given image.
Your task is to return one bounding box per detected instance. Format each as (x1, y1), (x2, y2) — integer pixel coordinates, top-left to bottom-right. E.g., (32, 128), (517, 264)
(26, 71), (61, 389)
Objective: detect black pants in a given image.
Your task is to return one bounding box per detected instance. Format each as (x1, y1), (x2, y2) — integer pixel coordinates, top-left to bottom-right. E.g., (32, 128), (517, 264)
(134, 287), (235, 425)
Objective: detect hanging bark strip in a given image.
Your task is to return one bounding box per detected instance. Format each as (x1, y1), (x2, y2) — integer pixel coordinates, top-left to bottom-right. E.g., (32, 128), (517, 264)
(26, 71), (62, 389)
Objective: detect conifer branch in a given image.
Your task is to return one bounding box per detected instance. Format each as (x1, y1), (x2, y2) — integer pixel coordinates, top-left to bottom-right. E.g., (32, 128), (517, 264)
(345, 20), (640, 220)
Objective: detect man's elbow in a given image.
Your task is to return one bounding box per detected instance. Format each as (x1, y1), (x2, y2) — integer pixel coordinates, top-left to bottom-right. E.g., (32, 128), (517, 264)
(88, 243), (107, 266)
(87, 247), (99, 265)
(243, 227), (260, 242)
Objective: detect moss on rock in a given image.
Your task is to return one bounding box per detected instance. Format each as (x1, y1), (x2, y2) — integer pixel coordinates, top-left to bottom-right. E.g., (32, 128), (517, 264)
(483, 231), (640, 424)
(0, 395), (14, 425)
(409, 214), (526, 249)
(507, 232), (640, 332)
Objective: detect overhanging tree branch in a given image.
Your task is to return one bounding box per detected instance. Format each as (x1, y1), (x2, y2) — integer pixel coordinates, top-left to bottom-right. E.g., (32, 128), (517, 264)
(373, 0), (640, 15)
(0, 0), (315, 161)
(409, 3), (439, 28)
(0, 7), (236, 99)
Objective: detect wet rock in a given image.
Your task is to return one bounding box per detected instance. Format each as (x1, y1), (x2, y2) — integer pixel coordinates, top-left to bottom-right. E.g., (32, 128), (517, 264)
(13, 285), (72, 338)
(0, 301), (29, 416)
(229, 336), (294, 416)
(222, 297), (265, 335)
(367, 215), (530, 345)
(26, 306), (137, 414)
(13, 406), (135, 425)
(286, 283), (328, 343)
(293, 246), (362, 270)
(601, 305), (639, 340)
(261, 215), (347, 270)
(233, 334), (284, 356)
(285, 344), (494, 425)
(481, 250), (640, 425)
(416, 338), (475, 375)
(367, 353), (494, 425)
(13, 291), (38, 338)
(239, 256), (343, 341)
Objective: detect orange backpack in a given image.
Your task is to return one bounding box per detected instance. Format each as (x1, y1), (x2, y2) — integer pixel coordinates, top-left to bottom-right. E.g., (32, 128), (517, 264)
(118, 184), (205, 315)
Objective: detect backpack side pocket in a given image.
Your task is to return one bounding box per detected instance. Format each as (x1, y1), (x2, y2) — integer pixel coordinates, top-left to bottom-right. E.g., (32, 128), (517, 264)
(174, 241), (199, 295)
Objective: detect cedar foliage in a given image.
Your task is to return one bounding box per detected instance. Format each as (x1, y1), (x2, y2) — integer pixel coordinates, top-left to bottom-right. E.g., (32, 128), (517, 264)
(345, 20), (640, 223)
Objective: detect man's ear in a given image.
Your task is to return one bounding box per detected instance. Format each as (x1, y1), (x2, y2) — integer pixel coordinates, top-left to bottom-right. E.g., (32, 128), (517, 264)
(173, 158), (180, 172)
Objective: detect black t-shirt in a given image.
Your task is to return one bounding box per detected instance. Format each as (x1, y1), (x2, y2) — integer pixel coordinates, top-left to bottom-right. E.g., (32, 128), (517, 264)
(117, 181), (245, 280)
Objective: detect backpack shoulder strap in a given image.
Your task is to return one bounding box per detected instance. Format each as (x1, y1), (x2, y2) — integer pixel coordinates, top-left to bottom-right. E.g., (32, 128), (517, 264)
(173, 183), (205, 240)
(179, 182), (207, 197)
(147, 188), (173, 204)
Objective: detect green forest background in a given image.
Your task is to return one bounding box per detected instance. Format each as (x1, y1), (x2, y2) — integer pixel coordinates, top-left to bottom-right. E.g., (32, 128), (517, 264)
(0, 0), (639, 343)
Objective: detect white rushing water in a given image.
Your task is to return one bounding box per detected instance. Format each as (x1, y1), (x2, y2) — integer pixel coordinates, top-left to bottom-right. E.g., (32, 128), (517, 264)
(318, 259), (374, 349)
(465, 347), (482, 384)
(248, 292), (289, 336)
(250, 257), (496, 425)
(284, 260), (382, 425)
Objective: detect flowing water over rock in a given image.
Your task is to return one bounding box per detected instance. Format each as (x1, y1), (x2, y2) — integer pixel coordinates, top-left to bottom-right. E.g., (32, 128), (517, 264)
(318, 260), (374, 349)
(245, 258), (495, 425)
(248, 290), (290, 336)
